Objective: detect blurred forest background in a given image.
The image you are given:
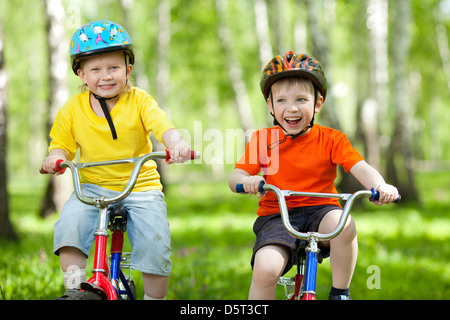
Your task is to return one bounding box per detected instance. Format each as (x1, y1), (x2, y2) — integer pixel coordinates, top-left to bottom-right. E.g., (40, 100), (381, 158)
(0, 0), (449, 300)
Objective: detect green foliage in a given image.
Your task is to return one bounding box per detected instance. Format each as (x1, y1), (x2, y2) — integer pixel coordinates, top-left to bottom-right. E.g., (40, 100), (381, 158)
(1, 0), (450, 180)
(1, 172), (449, 300)
(1, 0), (450, 301)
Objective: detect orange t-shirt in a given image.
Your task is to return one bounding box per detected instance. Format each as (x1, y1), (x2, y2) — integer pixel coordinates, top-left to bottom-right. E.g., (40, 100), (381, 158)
(235, 125), (364, 216)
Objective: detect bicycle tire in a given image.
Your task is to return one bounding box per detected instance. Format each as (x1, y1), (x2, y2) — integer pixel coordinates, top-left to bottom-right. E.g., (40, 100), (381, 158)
(120, 279), (137, 300)
(54, 290), (104, 300)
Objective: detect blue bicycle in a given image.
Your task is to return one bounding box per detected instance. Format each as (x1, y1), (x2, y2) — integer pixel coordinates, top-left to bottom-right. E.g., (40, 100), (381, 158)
(236, 182), (400, 300)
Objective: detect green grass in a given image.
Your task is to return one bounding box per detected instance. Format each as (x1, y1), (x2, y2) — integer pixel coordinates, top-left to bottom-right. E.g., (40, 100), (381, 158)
(1, 172), (449, 300)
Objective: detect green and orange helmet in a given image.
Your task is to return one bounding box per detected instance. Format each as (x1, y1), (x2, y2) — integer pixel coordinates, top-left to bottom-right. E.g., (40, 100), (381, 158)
(260, 51), (327, 101)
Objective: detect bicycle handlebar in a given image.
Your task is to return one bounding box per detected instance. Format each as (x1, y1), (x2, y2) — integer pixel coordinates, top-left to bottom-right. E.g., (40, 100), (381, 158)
(236, 182), (401, 203)
(235, 182), (401, 241)
(39, 159), (66, 174)
(40, 150), (200, 208)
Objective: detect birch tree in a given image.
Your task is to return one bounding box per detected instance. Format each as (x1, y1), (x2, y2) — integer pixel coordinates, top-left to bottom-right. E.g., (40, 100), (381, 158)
(253, 0), (273, 126)
(304, 0), (340, 131)
(254, 0), (273, 69)
(386, 0), (418, 200)
(432, 5), (450, 160)
(0, 23), (16, 240)
(364, 0), (389, 170)
(153, 0), (171, 184)
(157, 0), (171, 108)
(435, 7), (450, 96)
(216, 0), (255, 132)
(40, 0), (72, 216)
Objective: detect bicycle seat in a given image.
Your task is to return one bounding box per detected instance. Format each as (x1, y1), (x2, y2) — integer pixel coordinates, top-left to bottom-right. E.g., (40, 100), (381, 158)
(296, 239), (308, 251)
(108, 205), (128, 232)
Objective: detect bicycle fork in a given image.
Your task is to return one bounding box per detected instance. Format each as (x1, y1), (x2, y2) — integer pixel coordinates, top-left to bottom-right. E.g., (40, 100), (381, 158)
(81, 207), (118, 300)
(301, 233), (320, 300)
(82, 204), (136, 300)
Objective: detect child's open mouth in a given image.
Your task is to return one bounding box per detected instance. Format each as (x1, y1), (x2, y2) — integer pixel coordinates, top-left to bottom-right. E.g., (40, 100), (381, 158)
(285, 117), (301, 127)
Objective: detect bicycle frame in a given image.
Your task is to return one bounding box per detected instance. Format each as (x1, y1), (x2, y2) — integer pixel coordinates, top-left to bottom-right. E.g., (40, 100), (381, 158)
(46, 150), (199, 300)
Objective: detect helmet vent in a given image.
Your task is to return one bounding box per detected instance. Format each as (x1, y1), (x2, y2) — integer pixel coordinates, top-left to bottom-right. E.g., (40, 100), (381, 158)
(284, 51), (294, 69)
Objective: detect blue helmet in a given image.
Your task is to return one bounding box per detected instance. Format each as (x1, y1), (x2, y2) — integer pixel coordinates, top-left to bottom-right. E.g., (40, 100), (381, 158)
(70, 20), (134, 75)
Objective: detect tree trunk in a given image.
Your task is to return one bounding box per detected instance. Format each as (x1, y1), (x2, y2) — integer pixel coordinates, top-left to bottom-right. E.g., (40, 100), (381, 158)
(303, 0), (361, 192)
(293, 1), (307, 54)
(253, 0), (273, 69)
(352, 2), (371, 156)
(434, 8), (450, 96)
(216, 0), (255, 132)
(431, 9), (450, 160)
(40, 0), (72, 217)
(386, 0), (419, 201)
(364, 0), (389, 171)
(157, 0), (171, 108)
(304, 0), (340, 131)
(0, 23), (17, 240)
(153, 0), (171, 187)
(120, 0), (150, 92)
(253, 0), (273, 126)
(119, 0), (169, 190)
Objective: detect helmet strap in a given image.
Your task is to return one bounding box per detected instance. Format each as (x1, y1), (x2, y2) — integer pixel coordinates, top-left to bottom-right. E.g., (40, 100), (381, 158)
(92, 93), (119, 140)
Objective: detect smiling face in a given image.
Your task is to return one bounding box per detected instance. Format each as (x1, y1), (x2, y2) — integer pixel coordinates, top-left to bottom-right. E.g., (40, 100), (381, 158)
(77, 51), (132, 98)
(267, 77), (323, 136)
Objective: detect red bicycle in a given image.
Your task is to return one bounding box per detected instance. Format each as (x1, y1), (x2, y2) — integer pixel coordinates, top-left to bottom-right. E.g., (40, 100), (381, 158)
(41, 150), (199, 300)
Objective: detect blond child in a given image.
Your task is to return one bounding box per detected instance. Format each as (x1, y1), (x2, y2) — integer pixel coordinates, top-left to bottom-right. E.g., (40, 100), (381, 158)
(42, 21), (191, 300)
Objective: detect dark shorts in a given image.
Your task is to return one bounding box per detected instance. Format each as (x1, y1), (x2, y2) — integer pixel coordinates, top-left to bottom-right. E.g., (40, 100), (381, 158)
(251, 205), (341, 276)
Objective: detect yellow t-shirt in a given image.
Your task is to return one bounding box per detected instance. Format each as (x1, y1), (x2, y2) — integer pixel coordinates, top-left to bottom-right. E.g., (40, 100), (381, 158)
(49, 87), (175, 192)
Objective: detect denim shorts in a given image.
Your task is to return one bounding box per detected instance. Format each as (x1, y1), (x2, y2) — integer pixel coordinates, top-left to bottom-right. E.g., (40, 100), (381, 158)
(53, 184), (172, 276)
(251, 205), (341, 276)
